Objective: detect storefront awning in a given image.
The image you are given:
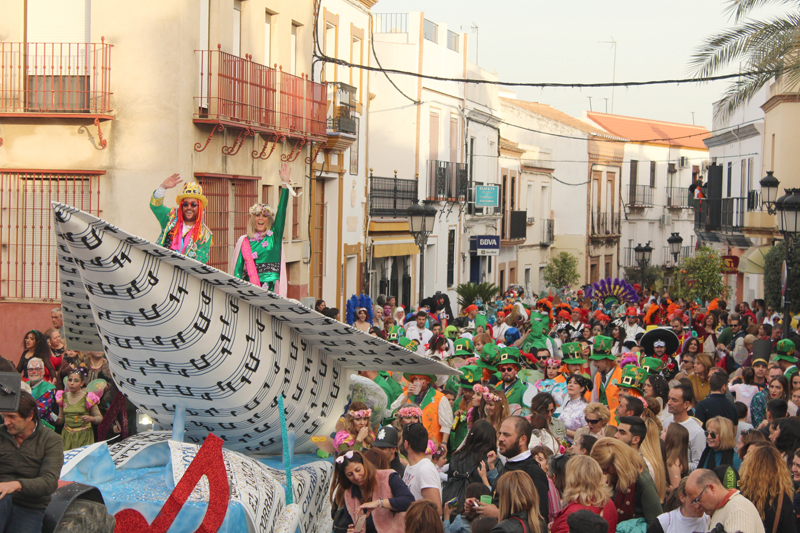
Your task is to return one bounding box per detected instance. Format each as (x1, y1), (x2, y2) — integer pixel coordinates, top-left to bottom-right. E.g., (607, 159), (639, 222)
(372, 235), (419, 258)
(738, 245), (772, 274)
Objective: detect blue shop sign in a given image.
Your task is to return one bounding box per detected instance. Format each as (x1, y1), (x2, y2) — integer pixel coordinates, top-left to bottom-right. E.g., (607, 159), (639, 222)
(470, 235), (500, 256)
(475, 185), (499, 207)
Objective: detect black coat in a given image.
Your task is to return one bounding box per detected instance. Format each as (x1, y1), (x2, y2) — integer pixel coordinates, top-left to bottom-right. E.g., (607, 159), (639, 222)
(494, 455), (550, 522)
(763, 493), (797, 533)
(695, 392), (739, 429)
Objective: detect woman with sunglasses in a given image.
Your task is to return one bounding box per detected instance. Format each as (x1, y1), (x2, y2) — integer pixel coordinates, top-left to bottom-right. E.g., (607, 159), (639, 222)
(233, 163), (293, 292)
(698, 416), (741, 471)
(556, 375), (592, 442)
(752, 374), (791, 428)
(530, 392), (567, 446)
(739, 444), (796, 533)
(151, 174), (213, 263)
(574, 403), (617, 441)
(331, 450), (414, 533)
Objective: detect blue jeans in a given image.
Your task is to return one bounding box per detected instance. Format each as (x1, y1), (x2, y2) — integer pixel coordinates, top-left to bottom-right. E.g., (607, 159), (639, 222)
(0, 496), (45, 533)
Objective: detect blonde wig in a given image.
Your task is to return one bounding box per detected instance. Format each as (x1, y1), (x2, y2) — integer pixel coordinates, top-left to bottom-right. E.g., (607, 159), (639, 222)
(740, 444), (794, 521)
(590, 437), (645, 493)
(561, 455), (612, 507)
(246, 206), (275, 238)
(706, 416), (736, 451)
(496, 470), (544, 533)
(583, 402), (612, 425)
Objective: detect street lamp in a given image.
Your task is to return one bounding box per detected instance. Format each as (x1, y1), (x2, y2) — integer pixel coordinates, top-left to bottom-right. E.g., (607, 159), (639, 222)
(667, 232), (683, 266)
(776, 188), (800, 339)
(408, 203), (437, 306)
(760, 171), (781, 214)
(634, 242), (653, 293)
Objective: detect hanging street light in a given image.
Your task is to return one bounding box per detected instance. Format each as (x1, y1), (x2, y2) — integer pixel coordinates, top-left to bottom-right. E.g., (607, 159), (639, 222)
(760, 171), (781, 214)
(667, 232), (684, 266)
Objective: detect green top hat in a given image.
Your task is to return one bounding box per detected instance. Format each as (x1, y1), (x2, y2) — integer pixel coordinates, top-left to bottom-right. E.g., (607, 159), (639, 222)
(453, 338), (474, 356)
(618, 365), (646, 392)
(398, 337), (419, 352)
(458, 364), (480, 389)
(640, 357), (664, 375)
(477, 343), (500, 372)
(402, 372), (436, 383)
(561, 342), (587, 365)
(497, 348), (522, 368)
(475, 313), (488, 328)
(593, 335), (613, 356)
(776, 339), (797, 362)
(387, 325), (405, 343)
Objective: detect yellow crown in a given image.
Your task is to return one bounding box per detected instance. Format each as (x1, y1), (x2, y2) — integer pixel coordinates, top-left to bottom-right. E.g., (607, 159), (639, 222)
(176, 182), (207, 208)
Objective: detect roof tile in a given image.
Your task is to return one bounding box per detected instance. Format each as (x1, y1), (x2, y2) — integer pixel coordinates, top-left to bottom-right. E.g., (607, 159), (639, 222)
(586, 112), (710, 150)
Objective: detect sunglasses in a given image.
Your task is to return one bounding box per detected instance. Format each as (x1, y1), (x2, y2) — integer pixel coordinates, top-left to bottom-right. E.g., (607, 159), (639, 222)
(704, 431), (718, 439)
(586, 418), (600, 425)
(537, 355), (549, 360)
(182, 201), (199, 208)
(498, 366), (516, 373)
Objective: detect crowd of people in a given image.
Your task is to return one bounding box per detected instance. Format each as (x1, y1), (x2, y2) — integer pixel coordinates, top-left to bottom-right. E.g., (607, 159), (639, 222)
(328, 288), (800, 533)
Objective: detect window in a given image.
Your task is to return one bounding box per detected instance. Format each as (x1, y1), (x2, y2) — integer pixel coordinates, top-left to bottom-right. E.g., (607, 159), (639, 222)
(727, 162), (732, 196)
(526, 183), (534, 216)
(650, 161), (656, 187)
(447, 30), (459, 52)
(447, 229), (455, 287)
(262, 184), (273, 205)
(264, 12), (272, 66)
(429, 111), (439, 161)
(195, 176), (259, 272)
(291, 23), (299, 76)
(629, 160), (638, 189)
(351, 35), (363, 99)
(350, 117), (360, 175)
(423, 19), (438, 43)
(233, 1), (242, 57)
(449, 115), (458, 163)
(292, 188), (302, 240)
(0, 171), (101, 300)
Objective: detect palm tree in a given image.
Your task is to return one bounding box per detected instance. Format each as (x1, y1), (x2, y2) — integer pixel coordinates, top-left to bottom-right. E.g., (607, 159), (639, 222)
(690, 0), (800, 118)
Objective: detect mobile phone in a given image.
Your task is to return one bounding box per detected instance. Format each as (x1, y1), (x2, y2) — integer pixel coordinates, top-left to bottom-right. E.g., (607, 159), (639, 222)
(354, 514), (367, 532)
(446, 497), (458, 508)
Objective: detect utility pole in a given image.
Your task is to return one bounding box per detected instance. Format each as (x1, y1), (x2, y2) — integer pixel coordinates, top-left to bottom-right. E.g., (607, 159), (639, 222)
(599, 38), (617, 113)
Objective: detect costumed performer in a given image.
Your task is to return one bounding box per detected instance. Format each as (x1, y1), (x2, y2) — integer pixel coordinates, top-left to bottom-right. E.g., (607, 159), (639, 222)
(333, 401), (375, 452)
(589, 335), (624, 426)
(150, 174), (212, 263)
(55, 368), (103, 451)
(233, 162), (294, 292)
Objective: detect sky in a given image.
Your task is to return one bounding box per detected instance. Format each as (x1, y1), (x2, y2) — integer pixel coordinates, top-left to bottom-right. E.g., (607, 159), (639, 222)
(373, 0), (780, 130)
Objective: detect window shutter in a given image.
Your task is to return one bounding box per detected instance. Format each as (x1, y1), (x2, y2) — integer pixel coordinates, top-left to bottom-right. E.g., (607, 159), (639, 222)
(27, 0), (90, 43)
(650, 161), (656, 187)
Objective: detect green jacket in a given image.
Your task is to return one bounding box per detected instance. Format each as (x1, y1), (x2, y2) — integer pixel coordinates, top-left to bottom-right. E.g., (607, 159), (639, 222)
(150, 192), (213, 264)
(233, 187), (289, 285)
(375, 371), (404, 409)
(495, 377), (527, 409)
(0, 422), (64, 509)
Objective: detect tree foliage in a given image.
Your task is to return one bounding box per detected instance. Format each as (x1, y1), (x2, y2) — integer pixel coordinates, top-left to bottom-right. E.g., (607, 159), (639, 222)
(543, 252), (581, 290)
(622, 264), (663, 291)
(455, 282), (500, 308)
(690, 0), (800, 119)
(672, 247), (729, 303)
(763, 240), (800, 313)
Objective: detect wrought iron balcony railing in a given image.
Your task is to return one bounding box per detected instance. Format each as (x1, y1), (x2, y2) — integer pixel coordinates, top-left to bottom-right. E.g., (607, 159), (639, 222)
(426, 160), (468, 202)
(369, 172), (419, 218)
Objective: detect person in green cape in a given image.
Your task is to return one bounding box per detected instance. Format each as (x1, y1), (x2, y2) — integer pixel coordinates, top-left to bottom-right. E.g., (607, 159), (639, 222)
(150, 174), (213, 263)
(233, 162), (295, 292)
(359, 370), (404, 411)
(494, 347), (527, 413)
(449, 364), (481, 453)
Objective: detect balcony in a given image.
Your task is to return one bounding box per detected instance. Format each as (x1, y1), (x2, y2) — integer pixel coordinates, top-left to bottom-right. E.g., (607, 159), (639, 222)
(541, 218), (554, 246)
(195, 48), (326, 141)
(694, 197), (748, 234)
(426, 160), (468, 202)
(591, 212), (621, 237)
(626, 185), (654, 207)
(666, 187), (695, 209)
(0, 41), (112, 118)
(663, 245), (695, 268)
(374, 13), (409, 34)
(369, 171), (419, 218)
(502, 210), (527, 244)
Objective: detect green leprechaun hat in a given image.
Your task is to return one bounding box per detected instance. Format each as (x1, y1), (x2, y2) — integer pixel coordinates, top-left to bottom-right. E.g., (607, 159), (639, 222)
(589, 335), (615, 361)
(387, 325), (405, 343)
(640, 357), (664, 375)
(453, 338), (474, 357)
(475, 313), (488, 328)
(776, 339), (797, 362)
(561, 342), (586, 365)
(497, 347), (522, 368)
(477, 343), (500, 372)
(398, 337), (419, 352)
(618, 365), (646, 393)
(458, 365), (481, 389)
(402, 371), (437, 383)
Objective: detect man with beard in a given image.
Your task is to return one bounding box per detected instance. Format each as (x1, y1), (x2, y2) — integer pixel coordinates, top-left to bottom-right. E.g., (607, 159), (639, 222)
(494, 348), (526, 412)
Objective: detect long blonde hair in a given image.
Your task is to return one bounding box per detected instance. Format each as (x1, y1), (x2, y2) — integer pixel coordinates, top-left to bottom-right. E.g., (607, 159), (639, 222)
(740, 444), (794, 520)
(639, 418), (667, 501)
(496, 470), (543, 533)
(561, 455), (612, 507)
(344, 401), (374, 448)
(590, 437), (645, 493)
(483, 392), (510, 433)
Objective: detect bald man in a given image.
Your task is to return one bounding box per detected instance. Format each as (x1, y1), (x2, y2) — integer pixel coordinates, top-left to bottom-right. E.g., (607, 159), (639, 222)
(685, 469), (764, 533)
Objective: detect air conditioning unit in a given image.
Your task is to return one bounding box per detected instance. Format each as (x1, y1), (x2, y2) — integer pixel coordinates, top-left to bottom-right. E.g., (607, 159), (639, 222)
(679, 156), (689, 169)
(660, 213), (673, 226)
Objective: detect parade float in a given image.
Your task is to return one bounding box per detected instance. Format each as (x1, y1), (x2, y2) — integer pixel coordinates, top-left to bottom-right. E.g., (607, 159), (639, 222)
(47, 203), (455, 533)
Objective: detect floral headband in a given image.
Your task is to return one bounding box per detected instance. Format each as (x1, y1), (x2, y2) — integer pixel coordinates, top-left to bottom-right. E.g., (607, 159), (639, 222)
(473, 384), (500, 402)
(348, 408), (372, 420)
(249, 203), (275, 217)
(545, 358), (562, 368)
(398, 406), (423, 418)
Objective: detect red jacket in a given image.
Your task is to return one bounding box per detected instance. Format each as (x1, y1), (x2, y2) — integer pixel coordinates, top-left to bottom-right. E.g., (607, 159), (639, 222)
(550, 500), (618, 533)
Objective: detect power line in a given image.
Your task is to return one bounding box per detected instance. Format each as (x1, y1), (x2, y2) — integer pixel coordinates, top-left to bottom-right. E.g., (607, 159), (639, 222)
(315, 50), (782, 89)
(469, 152), (761, 164)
